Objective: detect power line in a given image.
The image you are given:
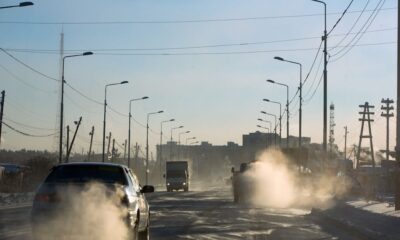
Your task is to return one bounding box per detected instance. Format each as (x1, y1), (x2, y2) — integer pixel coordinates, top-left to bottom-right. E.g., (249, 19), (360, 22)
(330, 0), (386, 60)
(304, 73), (324, 104)
(3, 116), (56, 131)
(303, 53), (324, 98)
(0, 63), (57, 94)
(2, 27), (394, 55)
(328, 0), (355, 35)
(0, 7), (395, 25)
(330, 0), (371, 51)
(2, 121), (58, 137)
(0, 48), (60, 82)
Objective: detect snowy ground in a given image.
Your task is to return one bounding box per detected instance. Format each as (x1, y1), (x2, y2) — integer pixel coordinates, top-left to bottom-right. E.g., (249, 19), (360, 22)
(311, 196), (400, 240)
(0, 192), (34, 209)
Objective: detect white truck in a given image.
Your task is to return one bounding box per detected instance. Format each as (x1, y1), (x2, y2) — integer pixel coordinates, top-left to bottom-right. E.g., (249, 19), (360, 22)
(165, 161), (189, 192)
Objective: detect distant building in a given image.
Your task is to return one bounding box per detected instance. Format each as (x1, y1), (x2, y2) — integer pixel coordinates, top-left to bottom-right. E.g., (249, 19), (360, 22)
(156, 131), (312, 182)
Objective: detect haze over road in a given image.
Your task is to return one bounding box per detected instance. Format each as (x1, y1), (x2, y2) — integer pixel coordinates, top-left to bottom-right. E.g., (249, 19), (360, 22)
(0, 185), (367, 240)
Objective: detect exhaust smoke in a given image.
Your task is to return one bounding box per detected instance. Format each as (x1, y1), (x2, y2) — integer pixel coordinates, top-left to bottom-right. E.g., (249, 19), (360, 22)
(241, 149), (350, 209)
(33, 182), (130, 240)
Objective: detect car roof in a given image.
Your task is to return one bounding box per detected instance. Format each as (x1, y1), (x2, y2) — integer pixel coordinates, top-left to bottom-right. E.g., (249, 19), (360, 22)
(56, 162), (127, 168)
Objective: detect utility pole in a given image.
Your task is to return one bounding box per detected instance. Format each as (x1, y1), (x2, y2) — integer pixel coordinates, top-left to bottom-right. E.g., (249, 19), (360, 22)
(66, 125), (70, 161)
(123, 139), (127, 161)
(134, 142), (139, 171)
(357, 102), (375, 169)
(381, 98), (394, 161)
(88, 126), (94, 161)
(66, 117), (82, 162)
(106, 132), (111, 161)
(396, 0), (400, 210)
(111, 138), (115, 162)
(0, 90), (5, 147)
(344, 126), (349, 160)
(329, 103), (336, 154)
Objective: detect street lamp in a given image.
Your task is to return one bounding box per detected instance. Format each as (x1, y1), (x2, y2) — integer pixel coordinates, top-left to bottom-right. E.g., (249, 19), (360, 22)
(189, 141), (199, 145)
(59, 51), (93, 164)
(128, 96), (149, 168)
(312, 0), (328, 153)
(267, 79), (290, 147)
(102, 80), (129, 162)
(264, 99), (282, 146)
(257, 124), (270, 148)
(160, 118), (175, 182)
(186, 137), (196, 145)
(261, 111), (277, 146)
(178, 131), (190, 145)
(146, 110), (164, 185)
(274, 56), (303, 148)
(0, 2), (33, 9)
(170, 126), (183, 160)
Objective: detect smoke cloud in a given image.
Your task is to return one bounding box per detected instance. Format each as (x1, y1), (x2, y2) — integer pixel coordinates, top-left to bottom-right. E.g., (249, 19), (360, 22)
(33, 182), (130, 240)
(241, 149), (350, 209)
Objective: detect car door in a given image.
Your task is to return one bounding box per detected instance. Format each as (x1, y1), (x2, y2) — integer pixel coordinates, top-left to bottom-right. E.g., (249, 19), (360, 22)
(127, 169), (149, 230)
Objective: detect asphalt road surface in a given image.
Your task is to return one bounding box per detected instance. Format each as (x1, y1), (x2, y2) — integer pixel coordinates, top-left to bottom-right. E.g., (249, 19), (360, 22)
(0, 186), (364, 240)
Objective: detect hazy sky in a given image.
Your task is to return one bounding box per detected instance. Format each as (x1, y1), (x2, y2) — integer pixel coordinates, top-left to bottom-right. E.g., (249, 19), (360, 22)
(0, 0), (397, 158)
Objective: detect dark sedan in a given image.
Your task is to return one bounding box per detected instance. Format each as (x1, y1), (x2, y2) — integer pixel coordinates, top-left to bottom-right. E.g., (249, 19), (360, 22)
(31, 162), (153, 240)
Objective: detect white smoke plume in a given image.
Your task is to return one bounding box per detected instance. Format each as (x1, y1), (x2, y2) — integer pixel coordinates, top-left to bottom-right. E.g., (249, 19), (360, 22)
(34, 182), (130, 240)
(241, 149), (351, 209)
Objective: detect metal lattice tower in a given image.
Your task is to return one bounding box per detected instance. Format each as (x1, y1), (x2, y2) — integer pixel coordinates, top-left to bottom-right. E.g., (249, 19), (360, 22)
(329, 103), (335, 152)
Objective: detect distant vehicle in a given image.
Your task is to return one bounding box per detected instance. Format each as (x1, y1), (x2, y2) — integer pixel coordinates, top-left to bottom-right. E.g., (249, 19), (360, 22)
(31, 162), (153, 240)
(231, 162), (253, 203)
(165, 161), (189, 192)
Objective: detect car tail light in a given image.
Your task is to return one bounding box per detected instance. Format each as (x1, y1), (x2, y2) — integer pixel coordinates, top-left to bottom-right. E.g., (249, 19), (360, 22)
(34, 193), (60, 203)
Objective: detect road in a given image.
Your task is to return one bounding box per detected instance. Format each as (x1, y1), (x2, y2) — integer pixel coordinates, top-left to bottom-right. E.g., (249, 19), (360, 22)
(0, 186), (364, 240)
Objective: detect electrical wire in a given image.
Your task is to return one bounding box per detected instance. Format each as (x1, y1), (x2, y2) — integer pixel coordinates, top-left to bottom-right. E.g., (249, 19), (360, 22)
(3, 116), (56, 131)
(0, 48), (60, 82)
(328, 0), (355, 35)
(0, 7), (395, 25)
(330, 0), (386, 61)
(0, 63), (57, 94)
(2, 121), (58, 137)
(330, 0), (371, 52)
(3, 27), (395, 55)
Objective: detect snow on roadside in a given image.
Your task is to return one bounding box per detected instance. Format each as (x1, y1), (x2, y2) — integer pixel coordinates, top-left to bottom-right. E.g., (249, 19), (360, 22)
(347, 199), (400, 218)
(0, 192), (34, 208)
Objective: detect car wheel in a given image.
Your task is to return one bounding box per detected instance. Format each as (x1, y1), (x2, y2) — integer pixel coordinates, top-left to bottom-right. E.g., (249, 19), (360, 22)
(138, 216), (149, 240)
(128, 215), (139, 240)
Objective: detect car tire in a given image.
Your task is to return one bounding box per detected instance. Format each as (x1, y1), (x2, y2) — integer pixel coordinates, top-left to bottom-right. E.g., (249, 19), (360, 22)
(138, 216), (150, 240)
(128, 215), (139, 240)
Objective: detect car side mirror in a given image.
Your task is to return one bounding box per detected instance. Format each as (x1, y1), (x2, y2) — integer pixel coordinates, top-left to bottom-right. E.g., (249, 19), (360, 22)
(141, 185), (154, 193)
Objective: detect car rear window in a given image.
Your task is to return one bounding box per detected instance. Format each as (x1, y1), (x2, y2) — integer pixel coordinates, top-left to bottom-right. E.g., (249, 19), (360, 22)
(45, 165), (127, 185)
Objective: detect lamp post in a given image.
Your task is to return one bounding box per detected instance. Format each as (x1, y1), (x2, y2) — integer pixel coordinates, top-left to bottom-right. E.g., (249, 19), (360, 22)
(267, 79), (289, 147)
(264, 99), (282, 146)
(128, 96), (149, 168)
(59, 51), (93, 164)
(186, 137), (196, 145)
(311, 0), (328, 153)
(261, 111), (277, 146)
(178, 131), (190, 159)
(0, 2), (33, 9)
(160, 119), (175, 182)
(170, 126), (183, 160)
(257, 125), (270, 148)
(146, 110), (164, 185)
(178, 131), (190, 145)
(189, 141), (199, 145)
(102, 81), (129, 162)
(258, 119), (271, 146)
(274, 56), (303, 148)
